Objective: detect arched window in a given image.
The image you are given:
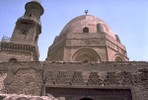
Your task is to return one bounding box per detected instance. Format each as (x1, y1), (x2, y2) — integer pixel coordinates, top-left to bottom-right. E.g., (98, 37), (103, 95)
(97, 24), (101, 32)
(83, 27), (89, 33)
(9, 58), (17, 63)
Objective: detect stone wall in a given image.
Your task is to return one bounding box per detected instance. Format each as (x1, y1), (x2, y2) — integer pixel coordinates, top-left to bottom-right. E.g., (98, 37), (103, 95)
(0, 61), (147, 100)
(0, 63), (7, 93)
(0, 94), (65, 100)
(2, 62), (43, 96)
(43, 61), (148, 100)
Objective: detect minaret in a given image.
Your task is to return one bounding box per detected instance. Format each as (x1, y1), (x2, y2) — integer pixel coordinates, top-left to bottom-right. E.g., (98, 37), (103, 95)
(0, 1), (44, 62)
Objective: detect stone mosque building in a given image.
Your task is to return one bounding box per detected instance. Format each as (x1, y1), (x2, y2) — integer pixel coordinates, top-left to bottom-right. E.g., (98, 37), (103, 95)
(0, 1), (147, 100)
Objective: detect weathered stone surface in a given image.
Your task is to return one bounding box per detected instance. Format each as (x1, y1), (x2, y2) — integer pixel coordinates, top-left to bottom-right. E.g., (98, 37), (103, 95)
(0, 94), (64, 100)
(138, 68), (148, 86)
(5, 68), (43, 95)
(43, 61), (148, 100)
(45, 71), (55, 85)
(55, 71), (70, 85)
(117, 71), (132, 85)
(0, 63), (7, 94)
(0, 61), (147, 100)
(3, 62), (43, 95)
(71, 71), (86, 85)
(104, 72), (119, 85)
(87, 72), (102, 85)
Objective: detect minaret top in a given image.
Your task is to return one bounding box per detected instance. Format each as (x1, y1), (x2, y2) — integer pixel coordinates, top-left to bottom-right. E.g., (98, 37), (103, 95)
(25, 0), (44, 16)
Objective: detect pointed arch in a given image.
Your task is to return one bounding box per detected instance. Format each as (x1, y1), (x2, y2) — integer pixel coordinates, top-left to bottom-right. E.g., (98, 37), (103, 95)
(72, 48), (102, 63)
(114, 54), (124, 62)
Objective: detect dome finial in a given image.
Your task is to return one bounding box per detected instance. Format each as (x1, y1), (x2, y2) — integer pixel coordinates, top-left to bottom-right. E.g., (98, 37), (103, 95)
(85, 10), (88, 15)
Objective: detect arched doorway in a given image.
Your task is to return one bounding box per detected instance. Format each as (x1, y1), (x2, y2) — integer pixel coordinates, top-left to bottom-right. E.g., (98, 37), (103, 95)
(80, 98), (93, 100)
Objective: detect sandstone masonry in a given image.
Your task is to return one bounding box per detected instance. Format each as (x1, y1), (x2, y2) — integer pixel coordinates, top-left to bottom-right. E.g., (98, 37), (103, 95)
(0, 61), (147, 100)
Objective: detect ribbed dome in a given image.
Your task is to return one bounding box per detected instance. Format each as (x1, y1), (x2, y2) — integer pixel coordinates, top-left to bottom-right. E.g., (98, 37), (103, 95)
(60, 15), (116, 39)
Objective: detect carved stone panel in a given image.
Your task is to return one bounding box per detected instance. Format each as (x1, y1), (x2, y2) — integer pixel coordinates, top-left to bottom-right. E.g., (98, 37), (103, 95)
(138, 68), (148, 86)
(104, 72), (119, 85)
(45, 71), (55, 85)
(132, 68), (148, 86)
(55, 71), (70, 85)
(71, 71), (86, 85)
(118, 71), (132, 85)
(87, 72), (102, 85)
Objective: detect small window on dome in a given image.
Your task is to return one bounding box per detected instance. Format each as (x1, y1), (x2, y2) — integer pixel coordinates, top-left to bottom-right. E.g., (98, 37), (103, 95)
(83, 27), (89, 33)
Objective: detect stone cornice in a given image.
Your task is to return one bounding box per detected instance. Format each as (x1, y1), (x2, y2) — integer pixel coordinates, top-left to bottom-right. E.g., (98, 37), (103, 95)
(0, 42), (36, 55)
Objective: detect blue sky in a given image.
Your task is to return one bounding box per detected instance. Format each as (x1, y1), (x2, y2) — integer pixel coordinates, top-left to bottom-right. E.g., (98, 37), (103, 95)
(0, 0), (148, 61)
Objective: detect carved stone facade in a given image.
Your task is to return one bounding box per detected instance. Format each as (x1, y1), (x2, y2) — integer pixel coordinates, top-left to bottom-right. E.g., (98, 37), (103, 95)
(0, 61), (147, 100)
(87, 72), (102, 85)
